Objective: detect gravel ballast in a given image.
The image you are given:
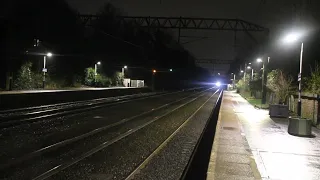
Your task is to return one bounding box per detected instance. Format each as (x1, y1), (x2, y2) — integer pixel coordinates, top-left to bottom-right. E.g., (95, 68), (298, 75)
(47, 90), (217, 180)
(1, 89), (213, 180)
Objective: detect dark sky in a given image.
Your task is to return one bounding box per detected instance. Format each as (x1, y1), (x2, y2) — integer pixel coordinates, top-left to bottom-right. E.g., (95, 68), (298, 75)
(67, 0), (320, 74)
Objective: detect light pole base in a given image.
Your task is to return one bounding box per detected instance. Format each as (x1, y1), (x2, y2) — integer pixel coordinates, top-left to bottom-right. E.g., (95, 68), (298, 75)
(288, 117), (312, 137)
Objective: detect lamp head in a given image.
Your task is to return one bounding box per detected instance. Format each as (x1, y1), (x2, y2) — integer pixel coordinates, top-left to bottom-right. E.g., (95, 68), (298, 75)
(46, 52), (52, 57)
(283, 33), (299, 43)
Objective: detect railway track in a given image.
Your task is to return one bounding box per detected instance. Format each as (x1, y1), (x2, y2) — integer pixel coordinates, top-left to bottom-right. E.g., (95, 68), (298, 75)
(0, 88), (202, 128)
(0, 87), (218, 180)
(125, 90), (219, 180)
(0, 92), (162, 127)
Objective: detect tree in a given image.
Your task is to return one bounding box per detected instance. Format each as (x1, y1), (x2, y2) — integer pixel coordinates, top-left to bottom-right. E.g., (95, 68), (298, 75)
(96, 74), (112, 87)
(3, 1), (212, 90)
(267, 69), (293, 104)
(249, 71), (262, 92)
(236, 74), (250, 92)
(14, 62), (33, 90)
(84, 67), (112, 87)
(113, 72), (124, 86)
(253, 72), (260, 81)
(14, 61), (43, 90)
(84, 67), (95, 86)
(307, 64), (320, 94)
(3, 0), (86, 89)
(249, 79), (262, 94)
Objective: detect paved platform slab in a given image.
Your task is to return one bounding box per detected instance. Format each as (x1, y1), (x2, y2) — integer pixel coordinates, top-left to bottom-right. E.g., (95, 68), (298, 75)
(207, 91), (261, 180)
(208, 91), (320, 180)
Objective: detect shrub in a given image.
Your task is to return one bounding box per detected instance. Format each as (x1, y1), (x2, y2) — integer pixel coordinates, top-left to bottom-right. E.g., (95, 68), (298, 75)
(307, 64), (320, 94)
(113, 71), (124, 86)
(33, 73), (44, 89)
(236, 74), (250, 93)
(84, 67), (95, 86)
(14, 62), (67, 90)
(267, 69), (293, 104)
(249, 79), (262, 93)
(84, 67), (112, 87)
(72, 75), (83, 87)
(95, 74), (112, 87)
(14, 62), (33, 90)
(14, 62), (46, 90)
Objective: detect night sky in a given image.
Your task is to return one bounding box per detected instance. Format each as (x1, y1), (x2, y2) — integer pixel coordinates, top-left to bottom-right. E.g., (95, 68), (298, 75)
(67, 0), (320, 74)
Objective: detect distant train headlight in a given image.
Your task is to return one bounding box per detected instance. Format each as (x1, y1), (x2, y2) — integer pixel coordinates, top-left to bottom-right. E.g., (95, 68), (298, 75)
(215, 81), (221, 87)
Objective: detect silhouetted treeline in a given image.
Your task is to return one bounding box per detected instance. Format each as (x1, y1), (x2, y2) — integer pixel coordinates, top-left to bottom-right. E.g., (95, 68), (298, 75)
(1, 0), (210, 90)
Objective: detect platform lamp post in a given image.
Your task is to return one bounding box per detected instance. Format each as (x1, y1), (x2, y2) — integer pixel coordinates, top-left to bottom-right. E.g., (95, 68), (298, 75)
(43, 52), (52, 89)
(94, 61), (101, 84)
(231, 73), (236, 89)
(247, 65), (253, 80)
(283, 33), (304, 117)
(284, 32), (313, 137)
(244, 63), (253, 90)
(243, 63), (247, 91)
(240, 69), (244, 80)
(257, 57), (269, 104)
(122, 65), (128, 77)
(243, 63), (251, 80)
(152, 69), (156, 91)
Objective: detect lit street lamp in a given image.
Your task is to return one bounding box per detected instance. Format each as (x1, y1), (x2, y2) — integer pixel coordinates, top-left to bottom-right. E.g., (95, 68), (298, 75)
(94, 61), (101, 84)
(152, 69), (156, 91)
(242, 62), (254, 90)
(122, 65), (128, 77)
(257, 57), (269, 104)
(247, 66), (254, 80)
(284, 33), (303, 116)
(231, 73), (236, 89)
(43, 52), (52, 89)
(242, 63), (249, 91)
(243, 63), (248, 80)
(243, 63), (253, 81)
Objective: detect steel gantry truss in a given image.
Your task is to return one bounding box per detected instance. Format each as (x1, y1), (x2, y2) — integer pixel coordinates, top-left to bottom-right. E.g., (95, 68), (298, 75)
(79, 15), (269, 32)
(196, 59), (234, 65)
(78, 14), (269, 74)
(196, 59), (233, 75)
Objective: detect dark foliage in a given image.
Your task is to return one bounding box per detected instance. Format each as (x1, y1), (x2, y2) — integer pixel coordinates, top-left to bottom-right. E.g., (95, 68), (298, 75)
(2, 0), (210, 89)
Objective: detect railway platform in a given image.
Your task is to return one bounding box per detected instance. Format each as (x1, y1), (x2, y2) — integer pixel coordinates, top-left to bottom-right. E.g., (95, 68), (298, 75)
(207, 91), (320, 180)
